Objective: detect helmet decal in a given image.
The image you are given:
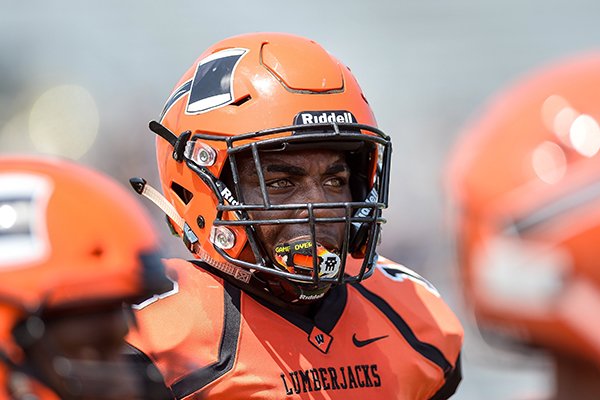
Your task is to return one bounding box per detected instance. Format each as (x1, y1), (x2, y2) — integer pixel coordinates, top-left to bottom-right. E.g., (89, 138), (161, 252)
(159, 48), (249, 121)
(186, 48), (248, 114)
(0, 173), (50, 268)
(159, 80), (192, 122)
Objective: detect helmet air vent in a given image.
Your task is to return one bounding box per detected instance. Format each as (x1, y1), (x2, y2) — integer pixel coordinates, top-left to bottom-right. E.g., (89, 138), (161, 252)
(231, 94), (252, 107)
(171, 181), (193, 205)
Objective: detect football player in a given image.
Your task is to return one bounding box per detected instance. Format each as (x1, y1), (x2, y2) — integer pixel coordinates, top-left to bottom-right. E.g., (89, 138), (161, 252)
(0, 156), (174, 400)
(127, 32), (463, 399)
(446, 53), (600, 399)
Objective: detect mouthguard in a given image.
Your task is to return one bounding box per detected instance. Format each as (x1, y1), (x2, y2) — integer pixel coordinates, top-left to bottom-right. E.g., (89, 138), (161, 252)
(274, 239), (341, 279)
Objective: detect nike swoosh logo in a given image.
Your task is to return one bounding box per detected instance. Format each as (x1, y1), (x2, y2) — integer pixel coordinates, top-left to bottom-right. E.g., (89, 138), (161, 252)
(352, 333), (389, 347)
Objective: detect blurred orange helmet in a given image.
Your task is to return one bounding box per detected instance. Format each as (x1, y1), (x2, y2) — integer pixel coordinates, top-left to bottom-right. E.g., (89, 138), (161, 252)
(148, 32), (392, 302)
(0, 156), (171, 350)
(446, 52), (600, 365)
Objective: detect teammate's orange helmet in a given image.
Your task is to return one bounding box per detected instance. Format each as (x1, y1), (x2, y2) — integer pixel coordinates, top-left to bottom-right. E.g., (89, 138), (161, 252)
(149, 32), (392, 302)
(446, 53), (600, 365)
(0, 156), (171, 352)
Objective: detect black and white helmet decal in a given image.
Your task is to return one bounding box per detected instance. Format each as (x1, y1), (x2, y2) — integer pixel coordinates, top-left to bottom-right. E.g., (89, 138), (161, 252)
(159, 48), (249, 121)
(186, 48), (248, 114)
(0, 173), (51, 268)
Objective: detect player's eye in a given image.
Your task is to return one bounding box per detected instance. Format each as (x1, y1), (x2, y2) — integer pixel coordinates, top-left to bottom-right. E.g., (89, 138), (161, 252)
(266, 179), (293, 189)
(324, 177), (347, 188)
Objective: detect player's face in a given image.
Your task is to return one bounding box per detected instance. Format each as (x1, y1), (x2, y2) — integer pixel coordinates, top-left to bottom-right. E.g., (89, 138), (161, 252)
(24, 304), (145, 400)
(237, 148), (352, 261)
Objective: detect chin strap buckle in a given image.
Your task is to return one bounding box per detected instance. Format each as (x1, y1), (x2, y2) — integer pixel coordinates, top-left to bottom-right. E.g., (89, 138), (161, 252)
(148, 120), (190, 162)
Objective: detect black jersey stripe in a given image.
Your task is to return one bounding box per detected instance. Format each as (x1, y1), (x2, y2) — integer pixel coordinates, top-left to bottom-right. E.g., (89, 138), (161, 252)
(191, 259), (348, 336)
(250, 283), (348, 335)
(171, 281), (241, 399)
(429, 354), (462, 400)
(351, 282), (453, 374)
(124, 343), (177, 400)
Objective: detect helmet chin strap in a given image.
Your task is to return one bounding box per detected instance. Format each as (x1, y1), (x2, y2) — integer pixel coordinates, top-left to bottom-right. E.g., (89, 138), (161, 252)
(129, 178), (185, 230)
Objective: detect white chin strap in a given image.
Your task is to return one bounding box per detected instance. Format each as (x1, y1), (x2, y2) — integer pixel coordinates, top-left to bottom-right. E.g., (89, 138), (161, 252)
(129, 178), (184, 229)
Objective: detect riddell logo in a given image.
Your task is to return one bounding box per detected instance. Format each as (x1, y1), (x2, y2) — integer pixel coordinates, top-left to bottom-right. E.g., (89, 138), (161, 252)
(299, 292), (325, 301)
(215, 181), (239, 206)
(294, 110), (357, 125)
(352, 187), (378, 229)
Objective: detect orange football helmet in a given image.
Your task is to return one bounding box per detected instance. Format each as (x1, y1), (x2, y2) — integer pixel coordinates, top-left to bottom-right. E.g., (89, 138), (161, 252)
(446, 53), (600, 365)
(0, 155), (172, 356)
(143, 32), (392, 303)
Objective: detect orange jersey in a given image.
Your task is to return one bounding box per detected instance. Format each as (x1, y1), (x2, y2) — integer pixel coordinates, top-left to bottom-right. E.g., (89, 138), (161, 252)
(0, 363), (8, 400)
(127, 257), (463, 400)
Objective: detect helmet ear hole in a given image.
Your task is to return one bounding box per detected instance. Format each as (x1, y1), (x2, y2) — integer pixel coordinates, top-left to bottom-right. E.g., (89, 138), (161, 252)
(171, 181), (193, 204)
(90, 246), (104, 258)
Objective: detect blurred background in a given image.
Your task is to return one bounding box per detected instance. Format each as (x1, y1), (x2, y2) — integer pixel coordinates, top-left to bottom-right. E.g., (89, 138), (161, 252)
(2, 1), (600, 398)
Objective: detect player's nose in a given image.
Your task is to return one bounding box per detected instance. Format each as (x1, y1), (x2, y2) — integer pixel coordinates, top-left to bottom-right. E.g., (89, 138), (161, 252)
(296, 185), (346, 220)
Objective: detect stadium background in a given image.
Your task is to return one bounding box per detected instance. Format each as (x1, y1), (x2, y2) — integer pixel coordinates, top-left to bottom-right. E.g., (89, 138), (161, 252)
(2, 1), (599, 398)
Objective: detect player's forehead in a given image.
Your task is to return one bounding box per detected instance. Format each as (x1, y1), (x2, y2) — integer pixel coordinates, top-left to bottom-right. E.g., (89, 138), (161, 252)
(237, 148), (348, 171)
